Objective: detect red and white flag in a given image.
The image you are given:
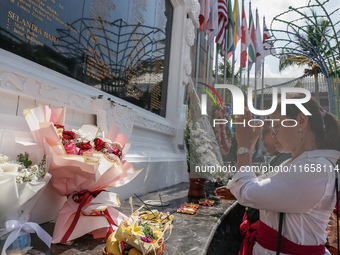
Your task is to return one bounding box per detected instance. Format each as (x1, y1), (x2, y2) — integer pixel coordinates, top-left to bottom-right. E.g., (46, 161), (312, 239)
(199, 0), (218, 45)
(199, 0), (211, 31)
(215, 0), (228, 54)
(240, 0), (248, 68)
(263, 17), (276, 57)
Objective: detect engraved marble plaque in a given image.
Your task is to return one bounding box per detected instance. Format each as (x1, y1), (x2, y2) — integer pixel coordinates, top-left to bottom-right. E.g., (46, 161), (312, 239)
(0, 0), (173, 116)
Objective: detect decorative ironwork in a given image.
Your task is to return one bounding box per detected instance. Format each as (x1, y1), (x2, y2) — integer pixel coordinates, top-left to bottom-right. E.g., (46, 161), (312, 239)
(268, 0), (340, 117)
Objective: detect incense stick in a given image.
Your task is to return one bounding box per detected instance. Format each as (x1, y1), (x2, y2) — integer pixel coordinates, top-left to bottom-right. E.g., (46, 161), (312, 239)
(158, 192), (165, 212)
(134, 193), (157, 218)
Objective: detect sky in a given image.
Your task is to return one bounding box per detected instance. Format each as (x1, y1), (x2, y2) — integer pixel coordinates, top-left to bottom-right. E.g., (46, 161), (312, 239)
(218, 0), (340, 83)
(250, 0), (306, 80)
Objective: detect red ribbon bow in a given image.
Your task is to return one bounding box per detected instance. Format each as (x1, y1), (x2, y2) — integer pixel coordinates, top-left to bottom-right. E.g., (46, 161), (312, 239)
(61, 189), (117, 243)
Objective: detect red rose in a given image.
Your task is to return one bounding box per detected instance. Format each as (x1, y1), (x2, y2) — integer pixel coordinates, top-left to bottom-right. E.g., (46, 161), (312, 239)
(62, 131), (75, 140)
(108, 147), (122, 159)
(78, 141), (92, 150)
(114, 148), (123, 158)
(55, 124), (65, 130)
(94, 138), (106, 151)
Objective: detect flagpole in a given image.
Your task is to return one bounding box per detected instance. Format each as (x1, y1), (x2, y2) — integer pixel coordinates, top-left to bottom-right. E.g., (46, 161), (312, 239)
(239, 63), (243, 89)
(239, 0), (244, 90)
(243, 74), (246, 93)
(215, 43), (219, 84)
(261, 59), (265, 109)
(232, 53), (235, 85)
(224, 30), (228, 84)
(232, 0), (239, 87)
(223, 25), (228, 102)
(195, 29), (201, 89)
(247, 60), (250, 87)
(247, 1), (251, 88)
(231, 0), (236, 86)
(254, 8), (259, 112)
(261, 16), (265, 113)
(207, 44), (211, 84)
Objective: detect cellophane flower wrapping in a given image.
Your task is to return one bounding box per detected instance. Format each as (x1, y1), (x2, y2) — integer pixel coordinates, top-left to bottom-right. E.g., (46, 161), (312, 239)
(23, 105), (143, 244)
(185, 87), (234, 181)
(0, 150), (52, 255)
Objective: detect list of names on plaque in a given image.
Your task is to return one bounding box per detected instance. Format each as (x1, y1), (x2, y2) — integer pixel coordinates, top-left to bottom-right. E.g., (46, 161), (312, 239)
(83, 0), (116, 82)
(0, 0), (173, 117)
(5, 0), (64, 47)
(124, 0), (148, 101)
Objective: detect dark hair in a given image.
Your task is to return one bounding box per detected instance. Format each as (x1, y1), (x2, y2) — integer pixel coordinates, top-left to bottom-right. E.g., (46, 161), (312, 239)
(277, 93), (340, 151)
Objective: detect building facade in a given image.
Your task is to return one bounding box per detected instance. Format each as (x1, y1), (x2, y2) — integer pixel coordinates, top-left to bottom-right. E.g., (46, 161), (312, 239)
(0, 0), (203, 201)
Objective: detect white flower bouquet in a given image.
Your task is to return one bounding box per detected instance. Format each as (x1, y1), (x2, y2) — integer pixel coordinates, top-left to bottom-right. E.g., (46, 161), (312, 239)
(0, 153), (51, 255)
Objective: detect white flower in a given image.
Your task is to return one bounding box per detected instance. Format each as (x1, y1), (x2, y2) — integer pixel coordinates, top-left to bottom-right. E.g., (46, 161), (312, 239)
(0, 154), (46, 183)
(83, 133), (95, 142)
(191, 130), (200, 136)
(0, 154), (10, 164)
(75, 129), (95, 142)
(72, 129), (81, 136)
(72, 129), (93, 142)
(196, 147), (205, 154)
(0, 163), (21, 173)
(16, 165), (43, 183)
(29, 165), (45, 180)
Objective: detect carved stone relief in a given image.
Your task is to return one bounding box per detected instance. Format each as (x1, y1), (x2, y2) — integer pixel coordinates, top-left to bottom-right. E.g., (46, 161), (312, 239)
(187, 0), (200, 28)
(0, 68), (176, 136)
(135, 115), (177, 136)
(0, 69), (93, 111)
(182, 0), (199, 84)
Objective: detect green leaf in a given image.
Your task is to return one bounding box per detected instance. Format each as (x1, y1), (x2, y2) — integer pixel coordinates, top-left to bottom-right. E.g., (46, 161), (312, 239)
(17, 152), (32, 168)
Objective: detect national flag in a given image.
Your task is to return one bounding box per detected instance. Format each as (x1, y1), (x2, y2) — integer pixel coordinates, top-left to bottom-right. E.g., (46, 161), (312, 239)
(226, 0), (235, 59)
(248, 4), (256, 68)
(240, 0), (248, 68)
(233, 0), (242, 48)
(255, 9), (263, 78)
(199, 0), (210, 31)
(263, 16), (276, 56)
(215, 0), (228, 54)
(206, 0), (219, 45)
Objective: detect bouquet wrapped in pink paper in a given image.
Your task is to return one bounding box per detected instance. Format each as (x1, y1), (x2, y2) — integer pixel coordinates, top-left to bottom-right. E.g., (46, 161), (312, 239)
(23, 105), (143, 244)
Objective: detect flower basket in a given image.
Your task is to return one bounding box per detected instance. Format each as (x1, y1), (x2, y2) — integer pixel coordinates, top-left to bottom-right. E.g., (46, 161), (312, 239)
(102, 242), (165, 255)
(115, 227), (164, 254)
(105, 207), (173, 255)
